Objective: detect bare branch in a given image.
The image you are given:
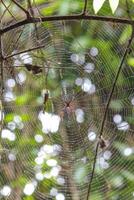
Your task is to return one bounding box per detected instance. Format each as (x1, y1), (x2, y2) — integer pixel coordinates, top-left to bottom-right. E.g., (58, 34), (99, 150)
(27, 0), (34, 16)
(0, 23), (4, 134)
(11, 26), (25, 52)
(27, 0), (41, 42)
(86, 27), (134, 200)
(0, 15), (133, 35)
(82, 0), (88, 15)
(4, 44), (46, 59)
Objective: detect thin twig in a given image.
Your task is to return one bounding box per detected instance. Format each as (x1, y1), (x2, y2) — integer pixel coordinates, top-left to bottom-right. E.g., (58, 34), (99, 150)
(4, 44), (46, 59)
(27, 0), (41, 42)
(11, 0), (31, 18)
(82, 0), (88, 15)
(0, 1), (12, 22)
(27, 0), (34, 16)
(99, 28), (134, 139)
(1, 0), (17, 21)
(0, 15), (134, 35)
(86, 26), (134, 200)
(0, 22), (4, 134)
(12, 26), (25, 51)
(13, 64), (87, 70)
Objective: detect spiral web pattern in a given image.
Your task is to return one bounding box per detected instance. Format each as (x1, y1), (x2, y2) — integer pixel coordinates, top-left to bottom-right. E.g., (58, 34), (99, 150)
(0, 1), (134, 200)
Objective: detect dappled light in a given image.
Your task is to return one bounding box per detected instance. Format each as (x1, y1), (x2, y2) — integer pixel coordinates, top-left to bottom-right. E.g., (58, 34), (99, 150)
(0, 0), (134, 200)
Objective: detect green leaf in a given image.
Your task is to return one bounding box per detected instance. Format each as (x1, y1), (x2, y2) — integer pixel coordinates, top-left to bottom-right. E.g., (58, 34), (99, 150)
(23, 196), (35, 200)
(4, 113), (15, 122)
(128, 57), (134, 67)
(93, 0), (106, 14)
(109, 0), (119, 14)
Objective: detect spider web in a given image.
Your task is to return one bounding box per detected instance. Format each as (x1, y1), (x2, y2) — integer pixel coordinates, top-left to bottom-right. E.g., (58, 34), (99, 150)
(0, 1), (134, 200)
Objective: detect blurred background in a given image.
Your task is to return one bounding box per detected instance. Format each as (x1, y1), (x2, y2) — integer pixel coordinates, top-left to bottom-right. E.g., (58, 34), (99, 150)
(0, 0), (134, 200)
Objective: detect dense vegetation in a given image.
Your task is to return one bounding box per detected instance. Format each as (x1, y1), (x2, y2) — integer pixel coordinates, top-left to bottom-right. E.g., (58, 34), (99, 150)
(0, 1), (134, 200)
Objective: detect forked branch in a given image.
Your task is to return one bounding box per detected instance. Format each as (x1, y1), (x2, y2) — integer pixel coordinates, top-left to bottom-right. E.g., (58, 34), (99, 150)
(1, 0), (17, 21)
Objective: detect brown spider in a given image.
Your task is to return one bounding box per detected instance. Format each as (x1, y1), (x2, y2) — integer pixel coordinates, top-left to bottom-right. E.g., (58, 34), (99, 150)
(59, 96), (76, 121)
(98, 136), (108, 150)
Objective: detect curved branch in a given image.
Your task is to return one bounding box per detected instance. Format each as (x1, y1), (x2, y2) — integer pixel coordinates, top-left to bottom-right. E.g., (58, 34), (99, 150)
(0, 14), (134, 35)
(0, 24), (4, 134)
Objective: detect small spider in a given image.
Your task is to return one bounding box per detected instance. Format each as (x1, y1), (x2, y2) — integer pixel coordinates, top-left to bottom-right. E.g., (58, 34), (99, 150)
(98, 136), (109, 150)
(59, 95), (76, 121)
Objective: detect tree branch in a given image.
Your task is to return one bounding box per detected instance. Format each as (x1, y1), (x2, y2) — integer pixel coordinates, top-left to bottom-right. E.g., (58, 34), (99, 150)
(4, 44), (46, 59)
(82, 0), (88, 15)
(27, 0), (34, 16)
(0, 14), (134, 35)
(0, 24), (4, 134)
(86, 26), (134, 200)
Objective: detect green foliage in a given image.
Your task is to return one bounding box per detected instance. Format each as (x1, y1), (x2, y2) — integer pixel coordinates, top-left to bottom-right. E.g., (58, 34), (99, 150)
(0, 0), (134, 200)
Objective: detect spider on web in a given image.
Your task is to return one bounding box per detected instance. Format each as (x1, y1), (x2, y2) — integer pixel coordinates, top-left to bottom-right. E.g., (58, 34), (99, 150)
(98, 136), (109, 150)
(59, 94), (76, 121)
